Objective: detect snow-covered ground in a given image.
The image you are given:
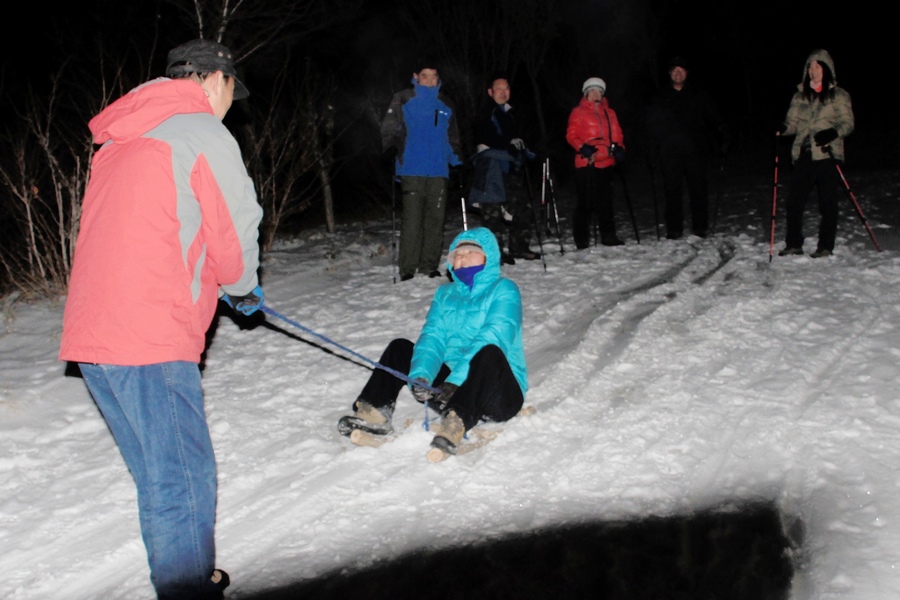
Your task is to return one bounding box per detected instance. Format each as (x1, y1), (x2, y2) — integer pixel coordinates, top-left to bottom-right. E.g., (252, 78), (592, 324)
(3, 160), (900, 599)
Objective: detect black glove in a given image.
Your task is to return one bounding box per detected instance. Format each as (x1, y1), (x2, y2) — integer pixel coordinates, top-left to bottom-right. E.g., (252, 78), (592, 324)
(579, 144), (595, 160)
(222, 285), (264, 316)
(433, 382), (458, 413)
(509, 138), (525, 152)
(813, 128), (838, 146)
(611, 145), (626, 165)
(411, 378), (433, 403)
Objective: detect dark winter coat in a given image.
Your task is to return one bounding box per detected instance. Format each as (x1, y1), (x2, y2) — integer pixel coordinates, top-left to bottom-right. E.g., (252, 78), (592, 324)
(646, 81), (725, 158)
(475, 102), (520, 151)
(469, 102), (527, 205)
(783, 49), (854, 163)
(380, 79), (462, 178)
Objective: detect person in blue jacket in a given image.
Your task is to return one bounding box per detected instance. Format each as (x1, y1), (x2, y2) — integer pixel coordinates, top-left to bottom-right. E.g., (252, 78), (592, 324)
(338, 227), (528, 462)
(381, 61), (462, 281)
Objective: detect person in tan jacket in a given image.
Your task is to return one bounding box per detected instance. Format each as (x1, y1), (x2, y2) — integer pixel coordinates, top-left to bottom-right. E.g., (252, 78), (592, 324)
(778, 49), (854, 258)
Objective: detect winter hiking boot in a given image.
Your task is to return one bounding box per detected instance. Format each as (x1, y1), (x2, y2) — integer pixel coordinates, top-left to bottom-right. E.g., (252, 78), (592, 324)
(810, 248), (833, 258)
(778, 246), (804, 257)
(426, 410), (466, 463)
(337, 400), (394, 438)
(211, 569), (230, 599)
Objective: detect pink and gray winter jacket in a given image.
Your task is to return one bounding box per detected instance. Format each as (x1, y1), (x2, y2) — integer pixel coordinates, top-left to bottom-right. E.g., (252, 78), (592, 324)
(60, 78), (263, 366)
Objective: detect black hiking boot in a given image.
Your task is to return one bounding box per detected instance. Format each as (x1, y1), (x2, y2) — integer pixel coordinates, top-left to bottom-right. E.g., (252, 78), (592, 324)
(211, 569), (230, 599)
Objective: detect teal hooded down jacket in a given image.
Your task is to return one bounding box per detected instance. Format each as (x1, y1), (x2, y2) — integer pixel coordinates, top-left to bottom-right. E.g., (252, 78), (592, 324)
(408, 227), (528, 395)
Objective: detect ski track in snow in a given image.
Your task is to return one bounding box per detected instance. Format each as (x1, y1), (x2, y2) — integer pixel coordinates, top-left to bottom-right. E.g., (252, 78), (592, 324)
(4, 189), (900, 598)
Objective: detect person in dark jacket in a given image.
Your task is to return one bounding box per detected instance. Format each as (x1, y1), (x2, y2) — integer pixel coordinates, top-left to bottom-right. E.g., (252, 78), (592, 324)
(777, 49), (854, 258)
(565, 77), (626, 249)
(647, 56), (727, 239)
(337, 227), (528, 463)
(381, 62), (463, 281)
(470, 75), (539, 263)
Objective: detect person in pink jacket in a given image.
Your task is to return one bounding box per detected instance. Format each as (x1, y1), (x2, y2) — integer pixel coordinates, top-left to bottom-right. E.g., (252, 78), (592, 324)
(59, 39), (263, 599)
(566, 77), (626, 249)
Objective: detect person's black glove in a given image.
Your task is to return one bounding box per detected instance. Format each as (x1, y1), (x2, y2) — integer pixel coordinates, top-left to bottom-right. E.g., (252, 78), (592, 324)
(814, 128), (838, 146)
(509, 138), (525, 152)
(411, 378), (433, 403)
(432, 382), (458, 413)
(222, 285), (264, 316)
(579, 144), (595, 160)
(611, 145), (626, 165)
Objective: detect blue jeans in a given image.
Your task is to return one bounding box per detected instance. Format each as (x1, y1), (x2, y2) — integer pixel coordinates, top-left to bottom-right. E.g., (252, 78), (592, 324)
(80, 362), (220, 599)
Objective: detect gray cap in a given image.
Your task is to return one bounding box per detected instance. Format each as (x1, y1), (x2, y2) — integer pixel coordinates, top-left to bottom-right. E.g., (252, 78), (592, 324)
(166, 39), (249, 100)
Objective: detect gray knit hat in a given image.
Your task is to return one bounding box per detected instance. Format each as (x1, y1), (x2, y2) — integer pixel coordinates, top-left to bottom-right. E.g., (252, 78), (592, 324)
(166, 39), (249, 100)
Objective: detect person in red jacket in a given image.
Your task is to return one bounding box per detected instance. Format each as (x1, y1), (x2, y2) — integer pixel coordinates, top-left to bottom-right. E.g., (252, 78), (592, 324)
(566, 77), (626, 249)
(59, 39), (263, 599)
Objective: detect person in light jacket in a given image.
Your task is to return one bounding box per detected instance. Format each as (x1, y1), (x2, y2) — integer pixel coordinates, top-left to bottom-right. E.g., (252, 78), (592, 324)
(337, 227), (527, 463)
(778, 48), (854, 258)
(59, 39), (263, 599)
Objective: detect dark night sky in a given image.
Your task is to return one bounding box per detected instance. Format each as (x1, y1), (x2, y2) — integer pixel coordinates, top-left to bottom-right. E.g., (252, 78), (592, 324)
(3, 1), (894, 169)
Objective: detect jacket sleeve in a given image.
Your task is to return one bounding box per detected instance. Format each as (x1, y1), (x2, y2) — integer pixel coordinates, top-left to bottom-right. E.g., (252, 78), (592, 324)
(782, 92), (805, 137)
(445, 97), (463, 167)
(195, 126), (262, 298)
(409, 289), (450, 384)
(608, 107), (625, 149)
(566, 107), (588, 151)
(380, 92), (406, 153)
(445, 280), (522, 386)
(832, 88), (855, 139)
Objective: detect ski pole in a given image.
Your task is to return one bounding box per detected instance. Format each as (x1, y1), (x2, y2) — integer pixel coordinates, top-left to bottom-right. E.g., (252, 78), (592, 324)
(646, 154), (661, 241)
(546, 159), (565, 254)
(711, 157), (725, 235)
(391, 171), (398, 283)
(260, 305), (440, 394)
(769, 134), (779, 262)
(457, 161), (468, 231)
(616, 161), (640, 244)
(541, 160), (549, 237)
(520, 155), (548, 272)
(823, 145), (881, 252)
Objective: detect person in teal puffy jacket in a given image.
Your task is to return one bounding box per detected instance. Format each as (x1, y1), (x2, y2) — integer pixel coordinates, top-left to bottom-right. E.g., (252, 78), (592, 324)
(337, 227), (527, 462)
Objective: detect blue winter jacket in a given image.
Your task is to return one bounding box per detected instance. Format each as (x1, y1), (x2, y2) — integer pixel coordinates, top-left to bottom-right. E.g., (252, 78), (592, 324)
(409, 227), (528, 395)
(381, 79), (462, 178)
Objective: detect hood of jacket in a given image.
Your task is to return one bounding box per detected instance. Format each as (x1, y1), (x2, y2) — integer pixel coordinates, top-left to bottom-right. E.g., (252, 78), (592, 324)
(802, 49), (837, 84)
(89, 78), (214, 146)
(446, 227), (501, 293)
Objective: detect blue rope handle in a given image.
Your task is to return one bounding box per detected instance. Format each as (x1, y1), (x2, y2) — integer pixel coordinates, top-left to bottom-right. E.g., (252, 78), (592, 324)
(260, 305), (441, 396)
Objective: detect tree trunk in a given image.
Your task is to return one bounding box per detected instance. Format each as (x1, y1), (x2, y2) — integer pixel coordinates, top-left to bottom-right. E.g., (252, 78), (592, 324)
(318, 158), (335, 233)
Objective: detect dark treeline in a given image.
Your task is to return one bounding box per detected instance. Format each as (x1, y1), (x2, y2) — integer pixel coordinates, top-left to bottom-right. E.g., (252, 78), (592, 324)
(0, 0), (891, 298)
